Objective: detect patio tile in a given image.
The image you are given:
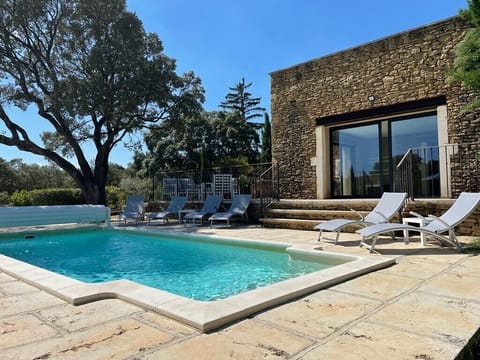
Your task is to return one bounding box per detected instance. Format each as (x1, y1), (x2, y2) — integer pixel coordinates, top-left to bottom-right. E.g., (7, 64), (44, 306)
(369, 291), (480, 346)
(0, 291), (64, 318)
(449, 255), (480, 277)
(301, 321), (461, 360)
(0, 272), (17, 282)
(256, 289), (381, 338)
(0, 314), (58, 350)
(0, 278), (41, 295)
(37, 299), (143, 332)
(418, 272), (480, 302)
(1, 318), (174, 360)
(400, 251), (468, 265)
(138, 311), (198, 336)
(328, 271), (422, 301)
(377, 256), (452, 279)
(142, 318), (313, 360)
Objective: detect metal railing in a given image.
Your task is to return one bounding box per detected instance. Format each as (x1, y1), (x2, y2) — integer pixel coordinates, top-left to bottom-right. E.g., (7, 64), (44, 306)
(394, 142), (480, 199)
(151, 162), (279, 206)
(256, 162), (279, 216)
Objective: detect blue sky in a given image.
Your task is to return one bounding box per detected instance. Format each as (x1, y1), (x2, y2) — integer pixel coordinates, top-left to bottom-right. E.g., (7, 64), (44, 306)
(0, 0), (468, 166)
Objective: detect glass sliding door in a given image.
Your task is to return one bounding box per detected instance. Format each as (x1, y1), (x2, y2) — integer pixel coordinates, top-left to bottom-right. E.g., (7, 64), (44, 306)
(390, 114), (439, 197)
(331, 123), (381, 197)
(330, 112), (439, 198)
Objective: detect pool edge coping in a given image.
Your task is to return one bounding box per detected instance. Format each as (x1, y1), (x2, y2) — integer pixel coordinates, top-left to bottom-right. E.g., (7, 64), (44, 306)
(0, 228), (395, 332)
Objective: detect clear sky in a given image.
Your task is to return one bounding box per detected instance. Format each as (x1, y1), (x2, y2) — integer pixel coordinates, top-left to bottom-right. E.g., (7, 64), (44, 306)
(0, 0), (468, 166)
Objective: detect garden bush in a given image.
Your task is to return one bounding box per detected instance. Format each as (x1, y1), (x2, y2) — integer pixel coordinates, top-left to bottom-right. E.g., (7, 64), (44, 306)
(106, 186), (127, 211)
(0, 191), (10, 206)
(10, 188), (84, 206)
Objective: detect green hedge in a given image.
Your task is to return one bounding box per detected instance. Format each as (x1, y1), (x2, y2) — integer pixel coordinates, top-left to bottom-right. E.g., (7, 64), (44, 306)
(10, 188), (85, 206)
(5, 187), (127, 209)
(106, 186), (127, 211)
(0, 191), (10, 206)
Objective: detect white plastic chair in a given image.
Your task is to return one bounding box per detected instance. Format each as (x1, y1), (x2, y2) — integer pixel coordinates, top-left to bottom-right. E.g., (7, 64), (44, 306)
(357, 192), (480, 252)
(119, 195), (145, 224)
(209, 194), (251, 227)
(314, 192), (408, 244)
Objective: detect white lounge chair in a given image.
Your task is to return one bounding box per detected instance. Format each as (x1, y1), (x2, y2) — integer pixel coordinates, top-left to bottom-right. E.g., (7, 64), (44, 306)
(184, 195), (222, 226)
(314, 192), (408, 244)
(357, 192), (480, 252)
(209, 194), (251, 227)
(119, 195), (145, 224)
(147, 196), (187, 224)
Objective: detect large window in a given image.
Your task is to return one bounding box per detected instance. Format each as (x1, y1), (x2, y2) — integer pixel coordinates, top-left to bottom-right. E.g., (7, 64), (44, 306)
(331, 112), (438, 198)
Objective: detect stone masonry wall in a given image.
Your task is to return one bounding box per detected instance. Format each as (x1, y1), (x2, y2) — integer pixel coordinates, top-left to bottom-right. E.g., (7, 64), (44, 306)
(271, 16), (479, 199)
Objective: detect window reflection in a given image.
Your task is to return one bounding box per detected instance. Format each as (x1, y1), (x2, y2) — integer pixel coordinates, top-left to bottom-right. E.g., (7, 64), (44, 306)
(330, 113), (439, 198)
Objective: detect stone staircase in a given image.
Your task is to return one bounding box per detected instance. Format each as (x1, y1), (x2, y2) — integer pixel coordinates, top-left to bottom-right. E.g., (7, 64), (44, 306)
(260, 199), (385, 231)
(259, 198), (480, 236)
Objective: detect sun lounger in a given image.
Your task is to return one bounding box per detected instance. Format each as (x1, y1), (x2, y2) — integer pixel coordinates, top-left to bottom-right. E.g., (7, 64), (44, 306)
(147, 196), (187, 223)
(119, 195), (145, 224)
(314, 192), (408, 244)
(184, 195), (222, 226)
(209, 194), (251, 227)
(357, 192), (480, 252)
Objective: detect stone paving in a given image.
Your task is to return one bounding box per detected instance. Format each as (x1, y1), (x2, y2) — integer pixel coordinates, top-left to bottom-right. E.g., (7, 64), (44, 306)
(1, 225), (479, 359)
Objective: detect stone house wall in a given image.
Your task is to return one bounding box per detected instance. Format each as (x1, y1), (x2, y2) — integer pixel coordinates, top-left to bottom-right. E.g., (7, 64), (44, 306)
(270, 16), (480, 199)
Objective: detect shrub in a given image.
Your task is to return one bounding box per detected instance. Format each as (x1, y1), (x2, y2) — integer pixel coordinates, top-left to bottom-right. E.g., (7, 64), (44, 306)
(106, 186), (127, 211)
(119, 177), (151, 200)
(465, 238), (480, 252)
(0, 191), (11, 206)
(10, 188), (84, 206)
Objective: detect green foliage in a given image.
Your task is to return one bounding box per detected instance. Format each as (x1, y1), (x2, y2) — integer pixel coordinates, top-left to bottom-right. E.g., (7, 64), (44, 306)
(465, 237), (480, 252)
(10, 189), (84, 206)
(105, 186), (126, 211)
(219, 78), (266, 122)
(107, 163), (127, 186)
(450, 0), (480, 110)
(260, 113), (272, 163)
(144, 111), (261, 174)
(210, 112), (260, 164)
(0, 192), (10, 205)
(460, 0), (480, 27)
(119, 177), (151, 201)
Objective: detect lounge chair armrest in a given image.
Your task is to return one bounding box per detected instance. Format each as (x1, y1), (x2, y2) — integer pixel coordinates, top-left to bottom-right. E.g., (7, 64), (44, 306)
(409, 211), (427, 220)
(372, 210), (388, 222)
(350, 209), (364, 220)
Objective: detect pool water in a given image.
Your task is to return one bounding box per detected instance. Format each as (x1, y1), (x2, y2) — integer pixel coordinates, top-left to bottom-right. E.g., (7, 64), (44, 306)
(0, 228), (346, 301)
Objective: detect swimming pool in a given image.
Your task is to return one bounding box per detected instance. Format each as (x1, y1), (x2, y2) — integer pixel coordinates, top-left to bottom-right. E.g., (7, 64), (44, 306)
(0, 226), (395, 331)
(0, 228), (344, 301)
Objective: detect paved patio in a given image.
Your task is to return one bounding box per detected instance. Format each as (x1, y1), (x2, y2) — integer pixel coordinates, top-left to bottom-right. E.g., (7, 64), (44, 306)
(1, 225), (479, 359)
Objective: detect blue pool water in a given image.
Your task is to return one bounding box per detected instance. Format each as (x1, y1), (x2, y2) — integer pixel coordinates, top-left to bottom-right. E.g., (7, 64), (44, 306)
(0, 228), (346, 301)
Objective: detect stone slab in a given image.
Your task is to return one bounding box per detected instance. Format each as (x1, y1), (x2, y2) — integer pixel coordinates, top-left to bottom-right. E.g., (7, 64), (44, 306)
(257, 289), (381, 338)
(142, 318), (313, 360)
(1, 318), (174, 360)
(301, 321), (462, 359)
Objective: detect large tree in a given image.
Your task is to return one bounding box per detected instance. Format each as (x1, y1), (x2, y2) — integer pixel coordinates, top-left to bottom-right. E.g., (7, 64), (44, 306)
(0, 0), (204, 204)
(260, 112), (272, 163)
(219, 78), (266, 124)
(142, 110), (261, 176)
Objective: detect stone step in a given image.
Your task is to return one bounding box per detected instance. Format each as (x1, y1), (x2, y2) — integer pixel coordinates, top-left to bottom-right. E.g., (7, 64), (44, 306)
(259, 218), (321, 231)
(260, 198), (480, 236)
(264, 209), (370, 221)
(270, 199), (378, 211)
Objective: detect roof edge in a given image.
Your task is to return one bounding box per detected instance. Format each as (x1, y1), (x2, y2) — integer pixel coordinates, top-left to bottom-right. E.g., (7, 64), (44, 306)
(270, 16), (464, 76)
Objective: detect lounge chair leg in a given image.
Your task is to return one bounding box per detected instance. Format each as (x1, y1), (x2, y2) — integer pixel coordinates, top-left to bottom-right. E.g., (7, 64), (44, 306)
(318, 230), (323, 242)
(334, 231), (340, 245)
